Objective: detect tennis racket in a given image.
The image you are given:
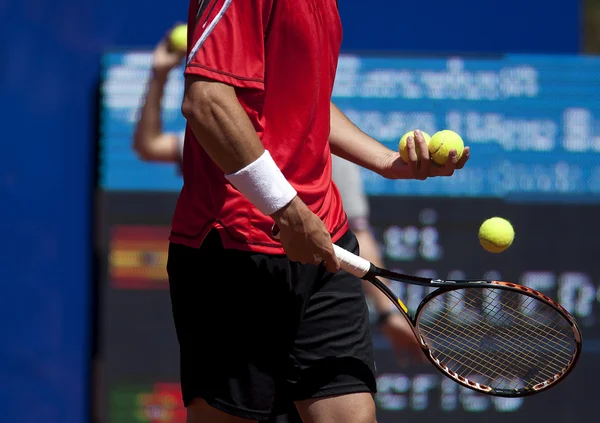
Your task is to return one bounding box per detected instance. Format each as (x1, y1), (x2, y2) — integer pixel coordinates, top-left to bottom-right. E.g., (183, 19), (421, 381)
(332, 244), (582, 398)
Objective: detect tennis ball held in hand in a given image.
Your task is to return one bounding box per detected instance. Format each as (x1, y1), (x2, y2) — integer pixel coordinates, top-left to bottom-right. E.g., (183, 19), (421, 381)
(478, 217), (514, 253)
(169, 24), (188, 52)
(429, 130), (464, 165)
(398, 130), (432, 163)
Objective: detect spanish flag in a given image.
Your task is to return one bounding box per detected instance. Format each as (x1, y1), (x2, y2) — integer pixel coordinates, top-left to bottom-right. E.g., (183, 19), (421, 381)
(110, 383), (185, 423)
(109, 226), (171, 289)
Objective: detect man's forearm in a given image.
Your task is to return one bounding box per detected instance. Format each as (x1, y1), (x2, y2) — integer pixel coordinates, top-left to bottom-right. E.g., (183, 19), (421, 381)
(182, 76), (264, 173)
(182, 76), (297, 217)
(134, 70), (168, 151)
(329, 102), (392, 173)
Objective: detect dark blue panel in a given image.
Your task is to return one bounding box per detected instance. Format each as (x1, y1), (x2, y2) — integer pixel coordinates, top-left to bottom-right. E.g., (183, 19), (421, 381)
(0, 2), (187, 423)
(339, 0), (580, 53)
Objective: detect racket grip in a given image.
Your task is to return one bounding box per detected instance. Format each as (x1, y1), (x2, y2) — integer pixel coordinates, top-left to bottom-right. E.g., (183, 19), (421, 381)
(333, 245), (371, 278)
(272, 224), (371, 277)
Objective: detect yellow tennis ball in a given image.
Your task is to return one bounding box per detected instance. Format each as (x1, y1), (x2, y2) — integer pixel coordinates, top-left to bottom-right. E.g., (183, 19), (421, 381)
(478, 217), (515, 253)
(169, 24), (188, 52)
(398, 130), (432, 163)
(429, 130), (464, 165)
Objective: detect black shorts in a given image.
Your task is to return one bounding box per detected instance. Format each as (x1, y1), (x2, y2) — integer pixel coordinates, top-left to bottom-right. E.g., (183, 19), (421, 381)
(167, 229), (377, 421)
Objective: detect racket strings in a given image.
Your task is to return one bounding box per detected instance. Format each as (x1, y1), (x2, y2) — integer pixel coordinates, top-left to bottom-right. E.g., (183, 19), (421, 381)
(423, 293), (573, 385)
(425, 295), (545, 383)
(422, 291), (574, 389)
(422, 297), (563, 387)
(424, 297), (568, 387)
(417, 288), (577, 393)
(422, 306), (567, 391)
(439, 294), (573, 367)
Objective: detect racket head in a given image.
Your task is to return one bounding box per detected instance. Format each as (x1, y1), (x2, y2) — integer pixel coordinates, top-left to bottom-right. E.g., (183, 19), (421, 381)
(413, 281), (582, 397)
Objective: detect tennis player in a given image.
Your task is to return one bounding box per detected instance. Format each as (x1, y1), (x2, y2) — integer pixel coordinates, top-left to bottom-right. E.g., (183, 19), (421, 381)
(136, 34), (441, 366)
(136, 2), (469, 422)
(134, 33), (424, 423)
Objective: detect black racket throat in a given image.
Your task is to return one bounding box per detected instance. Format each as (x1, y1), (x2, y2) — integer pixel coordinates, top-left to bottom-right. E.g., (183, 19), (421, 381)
(369, 264), (490, 288)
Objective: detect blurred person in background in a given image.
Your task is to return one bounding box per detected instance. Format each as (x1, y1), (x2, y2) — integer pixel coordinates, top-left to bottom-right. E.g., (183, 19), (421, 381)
(133, 31), (187, 164)
(134, 30), (425, 367)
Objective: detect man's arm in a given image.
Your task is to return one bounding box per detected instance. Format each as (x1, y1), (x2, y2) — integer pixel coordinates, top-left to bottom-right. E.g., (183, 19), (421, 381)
(181, 76), (339, 271)
(133, 36), (186, 163)
(182, 0), (338, 271)
(329, 102), (470, 179)
(329, 102), (396, 175)
(329, 102), (463, 359)
(181, 77), (264, 173)
(133, 70), (180, 162)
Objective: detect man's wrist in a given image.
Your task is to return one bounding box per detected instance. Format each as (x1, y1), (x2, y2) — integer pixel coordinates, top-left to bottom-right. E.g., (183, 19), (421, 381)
(374, 147), (399, 176)
(378, 148), (417, 180)
(271, 196), (301, 224)
(225, 150), (297, 216)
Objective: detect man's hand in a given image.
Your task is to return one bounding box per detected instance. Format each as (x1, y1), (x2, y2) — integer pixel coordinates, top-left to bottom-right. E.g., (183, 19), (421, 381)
(152, 31), (186, 75)
(272, 197), (340, 273)
(380, 313), (428, 365)
(378, 130), (470, 180)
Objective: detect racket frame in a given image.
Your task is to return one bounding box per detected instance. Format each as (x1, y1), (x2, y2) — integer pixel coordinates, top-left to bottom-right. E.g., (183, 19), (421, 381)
(365, 270), (582, 397)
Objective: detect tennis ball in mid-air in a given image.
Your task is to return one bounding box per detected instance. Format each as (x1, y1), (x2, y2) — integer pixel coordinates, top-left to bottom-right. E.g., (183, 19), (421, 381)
(398, 130), (432, 163)
(169, 24), (188, 52)
(478, 217), (515, 253)
(429, 130), (464, 165)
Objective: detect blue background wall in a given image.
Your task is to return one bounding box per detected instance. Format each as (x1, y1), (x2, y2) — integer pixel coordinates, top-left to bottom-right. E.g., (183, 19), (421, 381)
(0, 1), (580, 423)
(339, 0), (581, 53)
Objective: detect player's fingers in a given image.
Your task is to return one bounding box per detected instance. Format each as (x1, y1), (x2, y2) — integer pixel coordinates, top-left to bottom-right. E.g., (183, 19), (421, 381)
(414, 130), (430, 161)
(321, 244), (340, 273)
(407, 135), (426, 180)
(406, 136), (421, 176)
(407, 136), (418, 163)
(442, 149), (458, 176)
(414, 130), (430, 180)
(455, 146), (470, 169)
(428, 149), (460, 177)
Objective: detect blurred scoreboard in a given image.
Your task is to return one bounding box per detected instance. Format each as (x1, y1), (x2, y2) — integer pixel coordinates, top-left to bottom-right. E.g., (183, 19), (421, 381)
(98, 52), (600, 423)
(101, 52), (600, 198)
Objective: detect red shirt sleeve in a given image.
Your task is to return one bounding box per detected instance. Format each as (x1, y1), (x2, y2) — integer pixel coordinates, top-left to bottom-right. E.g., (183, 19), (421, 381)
(185, 0), (272, 90)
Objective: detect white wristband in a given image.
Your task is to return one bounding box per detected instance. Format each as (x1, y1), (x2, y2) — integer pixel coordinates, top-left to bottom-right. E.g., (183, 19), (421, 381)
(225, 150), (297, 216)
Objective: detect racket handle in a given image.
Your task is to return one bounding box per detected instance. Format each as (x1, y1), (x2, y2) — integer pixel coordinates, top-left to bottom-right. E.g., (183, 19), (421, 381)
(272, 224), (371, 277)
(333, 244), (371, 278)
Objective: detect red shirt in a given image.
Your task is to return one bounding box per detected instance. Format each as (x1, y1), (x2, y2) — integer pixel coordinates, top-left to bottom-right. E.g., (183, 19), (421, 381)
(170, 0), (347, 254)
